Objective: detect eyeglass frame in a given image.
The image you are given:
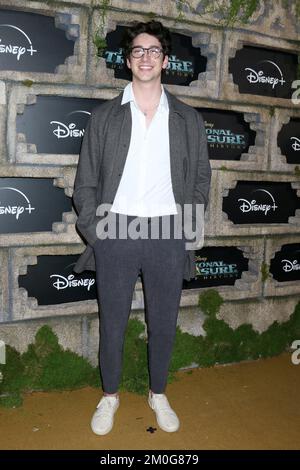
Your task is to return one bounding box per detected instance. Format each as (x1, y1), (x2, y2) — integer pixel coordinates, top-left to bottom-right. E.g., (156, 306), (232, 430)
(129, 46), (164, 59)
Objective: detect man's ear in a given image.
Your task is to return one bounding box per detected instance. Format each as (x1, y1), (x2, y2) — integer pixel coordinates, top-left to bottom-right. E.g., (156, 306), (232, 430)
(126, 57), (132, 70)
(162, 55), (169, 70)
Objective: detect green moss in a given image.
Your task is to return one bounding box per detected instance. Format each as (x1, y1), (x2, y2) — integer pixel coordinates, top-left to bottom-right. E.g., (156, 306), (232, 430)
(42, 0), (63, 7)
(39, 350), (99, 390)
(196, 290), (300, 366)
(120, 319), (148, 395)
(0, 326), (100, 407)
(143, 12), (157, 21)
(170, 327), (200, 378)
(0, 393), (23, 408)
(295, 166), (300, 176)
(261, 262), (270, 282)
(174, 0), (187, 24)
(22, 80), (34, 87)
(269, 106), (275, 117)
(198, 289), (224, 317)
(0, 346), (25, 394)
(1, 297), (300, 407)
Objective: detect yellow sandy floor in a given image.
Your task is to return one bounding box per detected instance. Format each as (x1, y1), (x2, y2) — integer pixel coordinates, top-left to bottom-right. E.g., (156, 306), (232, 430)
(0, 352), (299, 450)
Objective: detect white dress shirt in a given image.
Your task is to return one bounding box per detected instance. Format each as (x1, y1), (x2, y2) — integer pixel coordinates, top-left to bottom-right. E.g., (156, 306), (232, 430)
(110, 83), (178, 217)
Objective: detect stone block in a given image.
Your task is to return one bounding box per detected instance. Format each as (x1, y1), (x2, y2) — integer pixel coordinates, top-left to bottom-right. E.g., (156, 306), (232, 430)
(220, 30), (299, 108)
(0, 1), (88, 85)
(264, 234), (300, 298)
(10, 245), (99, 321)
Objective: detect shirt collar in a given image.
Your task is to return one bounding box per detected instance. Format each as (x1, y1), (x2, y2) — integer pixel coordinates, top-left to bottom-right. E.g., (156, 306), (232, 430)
(121, 83), (169, 112)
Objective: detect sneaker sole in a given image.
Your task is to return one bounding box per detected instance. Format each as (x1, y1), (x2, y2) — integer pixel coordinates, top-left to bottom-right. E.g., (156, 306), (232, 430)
(148, 397), (180, 433)
(91, 402), (119, 435)
(91, 422), (114, 436)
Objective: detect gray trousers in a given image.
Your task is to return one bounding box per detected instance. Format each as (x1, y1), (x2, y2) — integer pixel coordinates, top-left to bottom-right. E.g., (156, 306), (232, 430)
(93, 214), (186, 394)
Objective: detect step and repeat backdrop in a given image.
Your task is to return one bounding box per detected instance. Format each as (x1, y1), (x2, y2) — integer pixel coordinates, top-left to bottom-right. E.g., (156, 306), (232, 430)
(0, 2), (299, 324)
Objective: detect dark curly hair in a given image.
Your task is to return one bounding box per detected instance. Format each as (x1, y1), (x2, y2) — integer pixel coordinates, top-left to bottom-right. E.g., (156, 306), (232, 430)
(122, 21), (172, 60)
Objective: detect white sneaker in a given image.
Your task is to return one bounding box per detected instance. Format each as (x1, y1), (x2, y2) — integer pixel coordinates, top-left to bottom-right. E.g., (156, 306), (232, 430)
(91, 395), (119, 435)
(148, 392), (180, 432)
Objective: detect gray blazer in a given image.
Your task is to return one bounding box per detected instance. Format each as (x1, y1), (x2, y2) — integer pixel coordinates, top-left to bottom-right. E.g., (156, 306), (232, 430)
(73, 90), (211, 281)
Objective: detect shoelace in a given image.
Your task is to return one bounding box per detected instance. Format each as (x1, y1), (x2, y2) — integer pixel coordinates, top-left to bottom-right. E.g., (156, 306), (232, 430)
(152, 395), (173, 412)
(97, 397), (118, 410)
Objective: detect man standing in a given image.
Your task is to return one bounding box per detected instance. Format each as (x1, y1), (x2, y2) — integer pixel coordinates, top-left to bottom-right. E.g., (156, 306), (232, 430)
(73, 21), (211, 435)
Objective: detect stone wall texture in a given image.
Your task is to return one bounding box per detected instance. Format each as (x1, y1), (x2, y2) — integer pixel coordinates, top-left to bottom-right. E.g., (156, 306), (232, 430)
(0, 0), (299, 364)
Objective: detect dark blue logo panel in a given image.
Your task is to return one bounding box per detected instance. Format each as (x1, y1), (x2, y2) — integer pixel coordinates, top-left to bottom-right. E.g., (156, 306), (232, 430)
(0, 178), (72, 233)
(229, 45), (297, 99)
(183, 246), (248, 289)
(19, 255), (97, 305)
(0, 9), (75, 72)
(278, 118), (300, 164)
(17, 96), (105, 154)
(196, 108), (256, 160)
(270, 244), (300, 282)
(223, 181), (300, 224)
(102, 25), (206, 85)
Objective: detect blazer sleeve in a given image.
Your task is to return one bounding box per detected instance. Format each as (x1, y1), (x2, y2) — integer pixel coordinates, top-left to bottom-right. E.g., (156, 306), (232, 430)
(194, 110), (211, 212)
(73, 111), (101, 247)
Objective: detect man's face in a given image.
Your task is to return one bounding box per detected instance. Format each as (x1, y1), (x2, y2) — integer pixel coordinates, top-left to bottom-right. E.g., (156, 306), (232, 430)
(126, 33), (168, 84)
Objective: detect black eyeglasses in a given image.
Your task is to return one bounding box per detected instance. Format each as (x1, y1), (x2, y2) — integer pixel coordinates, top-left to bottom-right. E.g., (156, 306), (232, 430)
(130, 46), (163, 59)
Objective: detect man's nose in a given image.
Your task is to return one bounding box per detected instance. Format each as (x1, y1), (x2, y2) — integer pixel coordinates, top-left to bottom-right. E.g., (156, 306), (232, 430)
(141, 50), (151, 61)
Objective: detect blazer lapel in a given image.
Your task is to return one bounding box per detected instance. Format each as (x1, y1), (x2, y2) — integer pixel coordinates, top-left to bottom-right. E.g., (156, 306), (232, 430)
(107, 98), (132, 200)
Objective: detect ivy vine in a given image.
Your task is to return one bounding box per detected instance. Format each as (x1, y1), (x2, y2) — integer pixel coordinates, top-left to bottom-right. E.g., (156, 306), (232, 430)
(261, 261), (271, 282)
(92, 0), (111, 57)
(175, 0), (300, 27)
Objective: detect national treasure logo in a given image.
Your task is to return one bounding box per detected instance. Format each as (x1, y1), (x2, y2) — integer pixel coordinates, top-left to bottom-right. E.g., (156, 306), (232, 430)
(196, 108), (256, 161)
(182, 246), (248, 289)
(195, 256), (239, 279)
(205, 121), (246, 149)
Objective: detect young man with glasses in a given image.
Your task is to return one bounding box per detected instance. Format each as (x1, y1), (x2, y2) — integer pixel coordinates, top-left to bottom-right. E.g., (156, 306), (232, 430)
(73, 21), (211, 435)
